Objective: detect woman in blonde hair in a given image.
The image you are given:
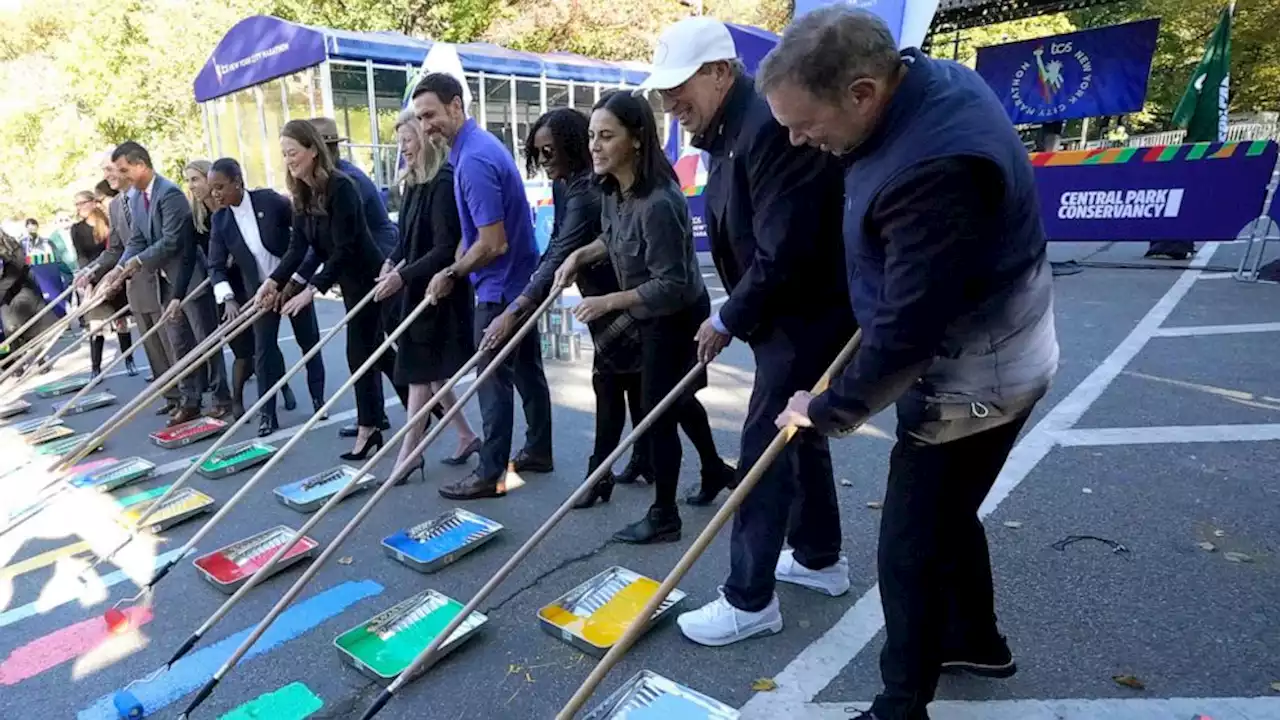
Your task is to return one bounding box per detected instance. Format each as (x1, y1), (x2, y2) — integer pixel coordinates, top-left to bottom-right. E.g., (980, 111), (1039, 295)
(372, 109), (480, 482)
(178, 160), (297, 417)
(71, 189), (134, 377)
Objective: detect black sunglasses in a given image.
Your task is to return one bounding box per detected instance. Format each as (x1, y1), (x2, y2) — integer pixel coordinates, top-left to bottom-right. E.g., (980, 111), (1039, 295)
(537, 145), (555, 162)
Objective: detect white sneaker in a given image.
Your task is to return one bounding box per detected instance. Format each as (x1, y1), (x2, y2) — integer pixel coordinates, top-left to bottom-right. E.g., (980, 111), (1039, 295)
(677, 589), (783, 647)
(775, 548), (851, 596)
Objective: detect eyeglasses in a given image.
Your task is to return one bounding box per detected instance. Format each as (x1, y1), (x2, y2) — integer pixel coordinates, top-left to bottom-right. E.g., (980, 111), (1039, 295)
(537, 145), (555, 162)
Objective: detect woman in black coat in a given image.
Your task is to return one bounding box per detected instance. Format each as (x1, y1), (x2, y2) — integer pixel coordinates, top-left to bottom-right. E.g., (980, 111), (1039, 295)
(372, 111), (481, 481)
(0, 227), (58, 371)
(71, 190), (134, 377)
(264, 119), (409, 460)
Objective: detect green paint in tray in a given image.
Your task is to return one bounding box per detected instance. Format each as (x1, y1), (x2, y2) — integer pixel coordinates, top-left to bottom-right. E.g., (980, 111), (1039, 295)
(336, 597), (465, 677)
(199, 444), (273, 472)
(117, 485), (172, 509)
(218, 682), (323, 720)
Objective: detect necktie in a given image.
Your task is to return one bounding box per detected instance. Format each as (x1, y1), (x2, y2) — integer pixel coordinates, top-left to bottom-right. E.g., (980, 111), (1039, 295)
(143, 191), (151, 213)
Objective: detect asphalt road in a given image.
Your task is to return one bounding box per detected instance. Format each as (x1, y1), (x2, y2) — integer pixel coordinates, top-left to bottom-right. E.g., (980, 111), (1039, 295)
(0, 242), (1277, 720)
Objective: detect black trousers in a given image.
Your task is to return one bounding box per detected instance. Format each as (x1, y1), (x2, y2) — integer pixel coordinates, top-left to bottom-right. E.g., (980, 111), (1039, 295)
(724, 324), (844, 612)
(345, 292), (407, 427)
(590, 371), (643, 470)
(165, 286), (231, 409)
(474, 300), (553, 482)
(871, 400), (1035, 720)
(254, 303), (326, 418)
(637, 293), (709, 511)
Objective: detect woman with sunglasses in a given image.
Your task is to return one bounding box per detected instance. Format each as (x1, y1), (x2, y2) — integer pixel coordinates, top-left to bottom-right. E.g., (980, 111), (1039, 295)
(554, 91), (718, 544)
(484, 107), (731, 511)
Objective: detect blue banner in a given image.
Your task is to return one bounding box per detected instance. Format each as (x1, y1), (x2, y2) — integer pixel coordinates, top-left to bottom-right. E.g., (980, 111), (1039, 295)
(975, 19), (1160, 124)
(794, 0), (903, 42)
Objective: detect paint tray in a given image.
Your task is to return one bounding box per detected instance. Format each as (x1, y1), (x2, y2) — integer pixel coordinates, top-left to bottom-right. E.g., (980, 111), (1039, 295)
(35, 433), (103, 458)
(69, 456), (156, 493)
(194, 439), (276, 479)
(192, 525), (318, 593)
(0, 398), (31, 419)
(334, 589), (487, 682)
(381, 508), (503, 573)
(274, 465), (376, 513)
(51, 391), (116, 415)
(118, 487), (215, 533)
(11, 415), (62, 435)
(23, 424), (74, 446)
(150, 416), (226, 449)
(583, 670), (740, 720)
(34, 375), (91, 398)
(537, 566), (687, 657)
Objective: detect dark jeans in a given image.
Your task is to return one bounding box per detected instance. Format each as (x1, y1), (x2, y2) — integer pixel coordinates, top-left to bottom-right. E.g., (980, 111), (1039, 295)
(724, 325), (844, 612)
(871, 401), (1035, 720)
(165, 287), (230, 409)
(590, 371), (643, 470)
(346, 294), (407, 427)
(254, 304), (326, 418)
(474, 300), (553, 482)
(637, 293), (709, 511)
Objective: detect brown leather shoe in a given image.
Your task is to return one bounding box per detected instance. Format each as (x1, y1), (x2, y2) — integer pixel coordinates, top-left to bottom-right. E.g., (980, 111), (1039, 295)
(167, 406), (202, 426)
(438, 472), (507, 500)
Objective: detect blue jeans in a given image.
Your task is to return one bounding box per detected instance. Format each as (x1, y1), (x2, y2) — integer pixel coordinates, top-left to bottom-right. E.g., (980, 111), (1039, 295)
(473, 301), (553, 482)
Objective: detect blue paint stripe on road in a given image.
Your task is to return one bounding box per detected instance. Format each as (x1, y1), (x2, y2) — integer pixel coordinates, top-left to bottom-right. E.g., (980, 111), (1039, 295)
(77, 579), (384, 720)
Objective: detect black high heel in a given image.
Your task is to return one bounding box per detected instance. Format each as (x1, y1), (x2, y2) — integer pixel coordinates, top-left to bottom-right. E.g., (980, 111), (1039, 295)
(392, 457), (426, 485)
(340, 429), (383, 461)
(441, 437), (482, 466)
(572, 474), (615, 509)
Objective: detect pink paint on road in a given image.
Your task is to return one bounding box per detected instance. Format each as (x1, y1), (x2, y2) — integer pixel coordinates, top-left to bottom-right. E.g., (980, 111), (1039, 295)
(0, 606), (153, 685)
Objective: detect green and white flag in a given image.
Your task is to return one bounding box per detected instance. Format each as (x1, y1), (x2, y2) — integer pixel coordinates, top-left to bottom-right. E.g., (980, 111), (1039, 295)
(1173, 2), (1233, 142)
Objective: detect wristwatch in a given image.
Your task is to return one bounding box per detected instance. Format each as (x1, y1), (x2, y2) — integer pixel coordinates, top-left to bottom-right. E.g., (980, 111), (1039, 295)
(444, 267), (458, 280)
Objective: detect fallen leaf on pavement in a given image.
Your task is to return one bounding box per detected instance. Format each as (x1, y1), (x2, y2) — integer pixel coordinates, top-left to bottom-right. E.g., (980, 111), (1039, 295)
(338, 556), (354, 565)
(840, 479), (853, 487)
(1082, 487), (1094, 494)
(1224, 552), (1253, 563)
(751, 678), (778, 692)
(866, 501), (883, 510)
(1003, 521), (1023, 529)
(1270, 681), (1280, 693)
(1113, 674), (1145, 690)
(1197, 542), (1217, 552)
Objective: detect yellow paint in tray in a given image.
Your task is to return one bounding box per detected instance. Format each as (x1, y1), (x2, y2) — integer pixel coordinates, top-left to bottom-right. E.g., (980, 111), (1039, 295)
(539, 577), (660, 647)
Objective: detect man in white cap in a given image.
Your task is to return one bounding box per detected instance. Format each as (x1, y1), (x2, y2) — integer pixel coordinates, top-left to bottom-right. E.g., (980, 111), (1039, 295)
(639, 16), (856, 647)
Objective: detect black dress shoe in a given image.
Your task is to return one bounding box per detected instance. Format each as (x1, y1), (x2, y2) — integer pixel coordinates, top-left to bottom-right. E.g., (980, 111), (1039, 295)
(685, 459), (736, 506)
(281, 383), (298, 412)
(613, 506), (682, 544)
(258, 413), (279, 438)
(941, 635), (1018, 678)
(510, 449), (553, 474)
(155, 402), (179, 417)
(339, 418), (389, 438)
(439, 471), (507, 500)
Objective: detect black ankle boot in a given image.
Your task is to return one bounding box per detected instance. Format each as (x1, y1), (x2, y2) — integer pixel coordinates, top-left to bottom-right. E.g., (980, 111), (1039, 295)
(614, 454), (650, 485)
(686, 459), (736, 506)
(613, 506), (681, 544)
(573, 459), (616, 509)
(117, 332), (137, 376)
(89, 335), (105, 377)
(281, 382), (297, 411)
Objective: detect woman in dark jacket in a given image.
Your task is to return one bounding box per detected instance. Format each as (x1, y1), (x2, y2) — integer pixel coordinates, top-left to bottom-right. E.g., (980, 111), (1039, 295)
(71, 189), (134, 377)
(555, 91), (721, 544)
(373, 110), (480, 482)
(482, 107), (731, 510)
(0, 227), (58, 371)
(264, 119), (409, 460)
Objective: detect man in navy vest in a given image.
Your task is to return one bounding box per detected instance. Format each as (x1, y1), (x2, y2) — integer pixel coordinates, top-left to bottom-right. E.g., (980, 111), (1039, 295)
(637, 16), (856, 647)
(761, 8), (1059, 720)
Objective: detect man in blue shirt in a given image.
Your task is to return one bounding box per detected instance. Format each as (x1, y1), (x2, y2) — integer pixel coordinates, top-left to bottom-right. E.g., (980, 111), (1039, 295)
(310, 117), (402, 437)
(411, 72), (554, 500)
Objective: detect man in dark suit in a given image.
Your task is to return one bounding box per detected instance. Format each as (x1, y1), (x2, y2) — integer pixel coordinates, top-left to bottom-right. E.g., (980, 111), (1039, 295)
(638, 17), (856, 646)
(82, 150), (181, 412)
(102, 141), (232, 424)
(205, 158), (327, 436)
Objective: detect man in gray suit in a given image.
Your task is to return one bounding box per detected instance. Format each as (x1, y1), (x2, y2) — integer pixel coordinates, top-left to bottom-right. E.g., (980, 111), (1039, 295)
(79, 150), (181, 415)
(101, 141), (232, 424)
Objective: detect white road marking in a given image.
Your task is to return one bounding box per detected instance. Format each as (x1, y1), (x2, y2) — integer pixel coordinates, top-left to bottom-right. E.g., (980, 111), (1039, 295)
(1153, 321), (1280, 337)
(1054, 423), (1280, 446)
(739, 243), (1221, 718)
(804, 698), (1280, 720)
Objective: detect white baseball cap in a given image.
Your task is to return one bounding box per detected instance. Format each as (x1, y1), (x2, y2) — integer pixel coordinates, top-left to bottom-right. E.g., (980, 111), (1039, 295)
(637, 17), (737, 92)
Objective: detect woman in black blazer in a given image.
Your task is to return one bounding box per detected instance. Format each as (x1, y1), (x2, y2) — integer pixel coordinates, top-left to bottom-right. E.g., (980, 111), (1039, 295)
(263, 119), (408, 460)
(372, 111), (480, 482)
